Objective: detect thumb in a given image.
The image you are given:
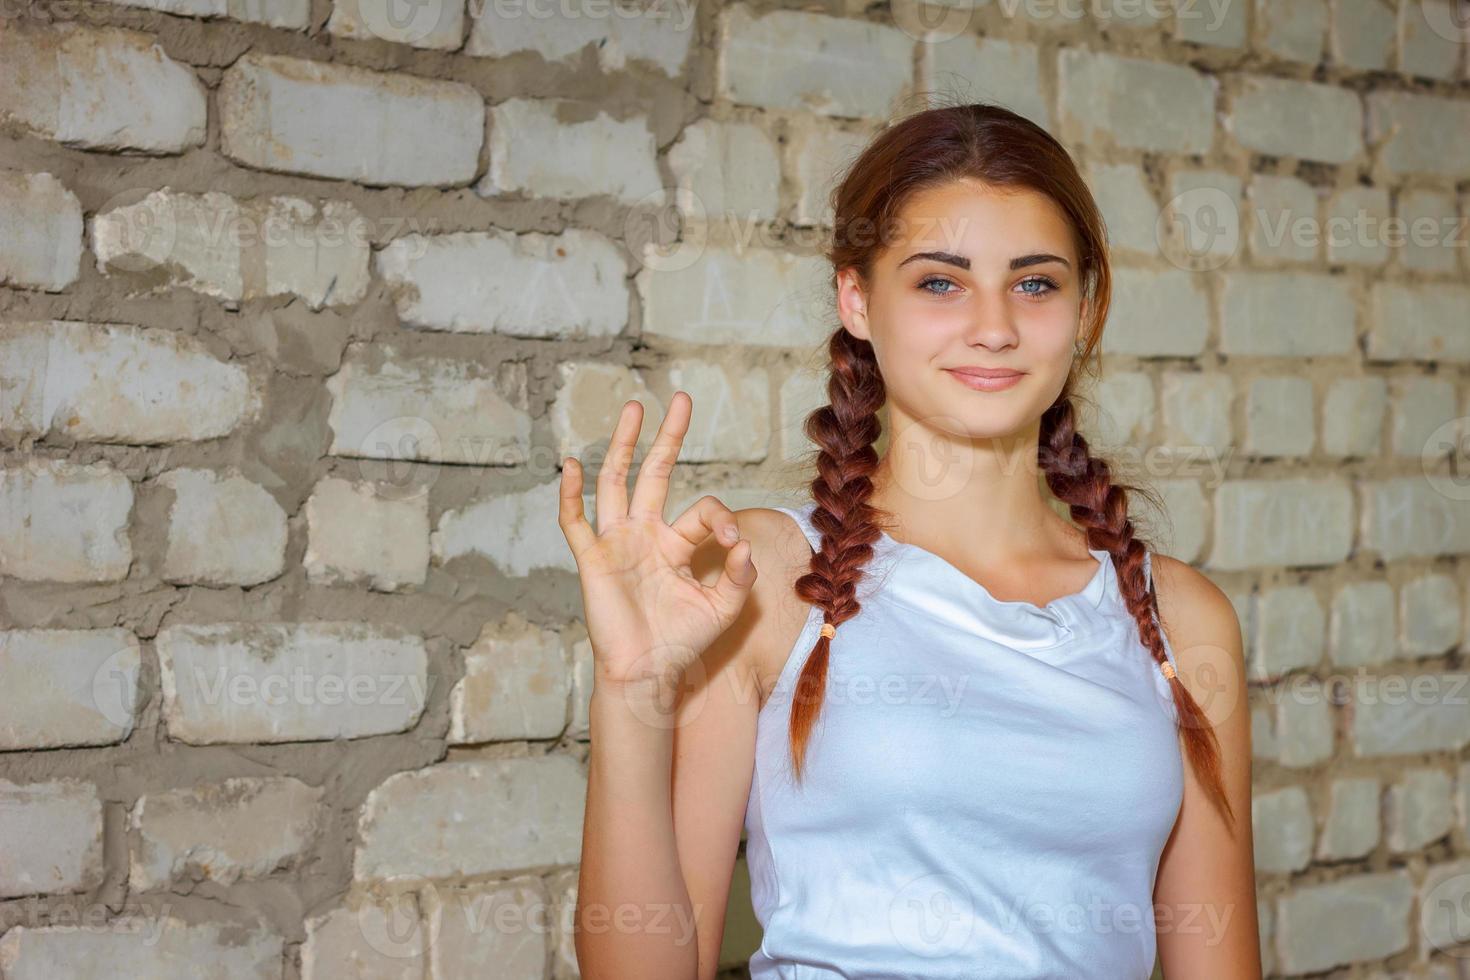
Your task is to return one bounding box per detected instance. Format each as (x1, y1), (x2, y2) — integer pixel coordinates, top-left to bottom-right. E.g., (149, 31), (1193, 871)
(707, 537), (757, 615)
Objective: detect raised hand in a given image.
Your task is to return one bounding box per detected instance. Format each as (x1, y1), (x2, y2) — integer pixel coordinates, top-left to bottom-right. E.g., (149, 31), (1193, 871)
(558, 391), (758, 695)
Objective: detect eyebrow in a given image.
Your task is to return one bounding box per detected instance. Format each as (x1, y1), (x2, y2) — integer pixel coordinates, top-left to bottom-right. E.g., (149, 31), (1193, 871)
(896, 250), (1072, 272)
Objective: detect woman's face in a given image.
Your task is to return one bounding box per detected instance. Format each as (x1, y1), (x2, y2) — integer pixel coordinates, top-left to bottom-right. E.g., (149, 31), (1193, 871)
(837, 178), (1087, 442)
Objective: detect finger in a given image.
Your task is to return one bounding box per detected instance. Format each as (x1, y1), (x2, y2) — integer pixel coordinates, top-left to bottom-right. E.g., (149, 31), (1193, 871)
(558, 457), (597, 559)
(705, 537), (757, 615)
(629, 390), (691, 520)
(668, 494), (740, 551)
(596, 399), (644, 533)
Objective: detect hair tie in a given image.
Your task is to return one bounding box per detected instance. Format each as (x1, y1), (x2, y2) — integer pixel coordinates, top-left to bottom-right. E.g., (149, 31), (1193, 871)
(1159, 660), (1176, 681)
(820, 622), (836, 639)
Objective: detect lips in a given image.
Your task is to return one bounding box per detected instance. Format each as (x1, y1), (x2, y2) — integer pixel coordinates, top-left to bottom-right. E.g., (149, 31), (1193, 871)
(946, 367), (1024, 379)
(943, 367), (1025, 391)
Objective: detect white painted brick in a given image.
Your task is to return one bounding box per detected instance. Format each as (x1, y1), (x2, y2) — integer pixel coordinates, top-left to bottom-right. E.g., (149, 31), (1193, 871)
(1317, 776), (1380, 859)
(1322, 377), (1386, 457)
(1246, 174), (1320, 263)
(636, 245), (830, 347)
(1254, 0), (1327, 63)
(1228, 76), (1363, 163)
(0, 461), (133, 584)
(668, 119), (780, 225)
(480, 98), (663, 205)
(919, 37), (1050, 132)
(1352, 671), (1470, 755)
(717, 6), (913, 119)
(1397, 0), (1465, 79)
(159, 469), (287, 587)
(466, 0), (696, 76)
(129, 776), (325, 890)
(785, 120), (873, 228)
(327, 0), (465, 49)
(1390, 376), (1456, 458)
(451, 615), (570, 744)
(1329, 0), (1395, 68)
(550, 361), (662, 458)
(156, 622), (428, 744)
(1174, 0), (1248, 46)
(0, 780), (104, 899)
(1253, 786), (1313, 872)
(0, 917), (283, 980)
(1210, 478), (1354, 570)
(1330, 580), (1395, 667)
(1218, 272), (1356, 356)
(1252, 585), (1325, 682)
(1084, 371), (1154, 447)
(656, 359), (770, 462)
(1244, 376), (1315, 457)
(1324, 184), (1390, 265)
(220, 53), (483, 186)
(425, 879), (550, 980)
(1160, 372), (1233, 453)
(1058, 50), (1214, 153)
(1386, 768), (1453, 851)
(1159, 170), (1242, 269)
(549, 869), (579, 979)
(1361, 477), (1470, 560)
(355, 756), (586, 881)
(304, 477), (429, 592)
(1400, 573), (1461, 656)
(0, 171), (82, 291)
(433, 480), (583, 576)
(99, 0), (310, 28)
(1420, 859), (1470, 961)
(1274, 871), (1412, 973)
(568, 634), (593, 741)
(1367, 283), (1470, 362)
(93, 191), (372, 309)
(1099, 268), (1210, 357)
(1086, 163), (1160, 258)
(1251, 702), (1278, 760)
(0, 23), (206, 153)
(1149, 480), (1209, 562)
(1459, 762), (1470, 842)
(1397, 189), (1460, 274)
(326, 343), (532, 466)
(301, 895), (424, 980)
(778, 363), (827, 461)
(0, 629), (140, 750)
(1276, 682), (1334, 766)
(0, 320), (259, 444)
(376, 227), (628, 338)
(1366, 92), (1470, 177)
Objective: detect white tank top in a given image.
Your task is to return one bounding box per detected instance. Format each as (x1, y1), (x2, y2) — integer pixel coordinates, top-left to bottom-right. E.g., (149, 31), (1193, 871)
(744, 500), (1184, 979)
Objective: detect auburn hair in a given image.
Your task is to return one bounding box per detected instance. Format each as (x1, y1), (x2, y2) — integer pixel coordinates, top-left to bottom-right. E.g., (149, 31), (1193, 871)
(786, 99), (1234, 833)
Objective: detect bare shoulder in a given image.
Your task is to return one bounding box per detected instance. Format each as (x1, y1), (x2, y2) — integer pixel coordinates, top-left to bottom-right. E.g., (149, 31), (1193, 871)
(1148, 552), (1246, 687)
(687, 504), (817, 698)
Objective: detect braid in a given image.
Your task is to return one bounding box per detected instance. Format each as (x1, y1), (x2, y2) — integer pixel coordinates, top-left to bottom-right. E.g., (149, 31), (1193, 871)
(787, 329), (886, 782)
(1040, 394), (1236, 833)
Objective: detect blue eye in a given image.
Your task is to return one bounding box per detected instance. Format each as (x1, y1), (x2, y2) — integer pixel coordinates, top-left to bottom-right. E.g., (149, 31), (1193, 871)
(918, 276), (957, 295)
(1018, 276), (1060, 297)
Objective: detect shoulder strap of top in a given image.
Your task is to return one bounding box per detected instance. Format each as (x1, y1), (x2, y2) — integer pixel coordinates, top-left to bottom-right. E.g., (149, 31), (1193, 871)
(1143, 551), (1180, 670)
(770, 503), (822, 553)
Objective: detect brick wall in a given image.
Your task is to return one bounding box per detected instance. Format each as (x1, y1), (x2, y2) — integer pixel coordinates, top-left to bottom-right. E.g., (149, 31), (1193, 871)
(0, 0), (1468, 977)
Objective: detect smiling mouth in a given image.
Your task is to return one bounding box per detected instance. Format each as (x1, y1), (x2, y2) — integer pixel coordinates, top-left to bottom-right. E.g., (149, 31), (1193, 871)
(943, 368), (1025, 391)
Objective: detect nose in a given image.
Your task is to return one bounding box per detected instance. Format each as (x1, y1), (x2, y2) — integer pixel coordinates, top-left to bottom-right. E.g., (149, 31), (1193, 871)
(961, 291), (1020, 352)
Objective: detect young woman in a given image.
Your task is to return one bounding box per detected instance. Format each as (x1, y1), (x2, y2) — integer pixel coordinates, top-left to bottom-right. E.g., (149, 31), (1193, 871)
(561, 103), (1260, 979)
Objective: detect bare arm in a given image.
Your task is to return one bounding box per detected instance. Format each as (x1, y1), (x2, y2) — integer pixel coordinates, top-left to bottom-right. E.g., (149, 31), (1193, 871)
(1150, 554), (1263, 979)
(561, 393), (763, 980)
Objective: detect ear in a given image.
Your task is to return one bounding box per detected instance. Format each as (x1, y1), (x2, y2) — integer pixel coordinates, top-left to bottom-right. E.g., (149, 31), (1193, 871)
(836, 267), (871, 342)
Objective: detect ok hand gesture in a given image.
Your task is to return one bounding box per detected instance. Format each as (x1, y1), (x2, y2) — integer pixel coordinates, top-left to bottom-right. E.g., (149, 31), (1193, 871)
(558, 392), (758, 696)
